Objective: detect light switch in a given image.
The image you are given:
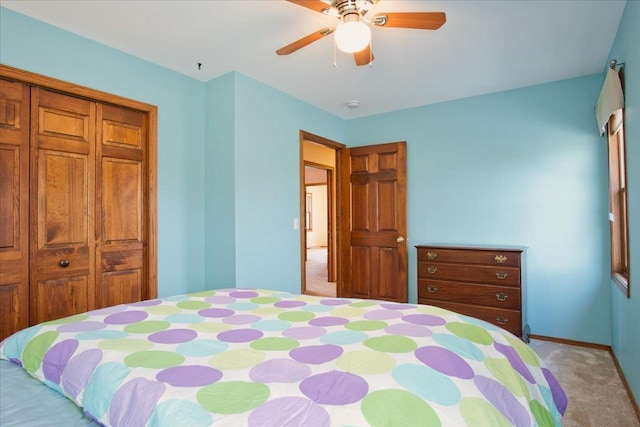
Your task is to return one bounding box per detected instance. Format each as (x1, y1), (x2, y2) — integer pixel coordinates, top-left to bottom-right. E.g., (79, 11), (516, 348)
(293, 218), (300, 230)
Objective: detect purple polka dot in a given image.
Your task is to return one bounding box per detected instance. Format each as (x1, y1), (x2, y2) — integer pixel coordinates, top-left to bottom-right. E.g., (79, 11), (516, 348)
(104, 310), (148, 325)
(385, 323), (433, 337)
(249, 359), (312, 383)
(57, 321), (106, 333)
(218, 328), (264, 343)
(274, 300), (306, 308)
(381, 303), (415, 310)
(205, 295), (236, 304)
(494, 342), (535, 383)
(91, 305), (128, 316)
(223, 314), (261, 325)
(62, 349), (103, 398)
(290, 345), (343, 364)
(320, 299), (350, 306)
(364, 310), (404, 320)
(300, 371), (368, 405)
(43, 339), (79, 384)
(282, 326), (326, 340)
(309, 317), (349, 327)
(110, 378), (165, 426)
(199, 308), (235, 318)
(415, 346), (474, 379)
(475, 376), (531, 426)
(149, 329), (198, 344)
(128, 299), (162, 307)
(229, 291), (259, 298)
(156, 366), (222, 387)
(248, 397), (330, 427)
(402, 314), (446, 326)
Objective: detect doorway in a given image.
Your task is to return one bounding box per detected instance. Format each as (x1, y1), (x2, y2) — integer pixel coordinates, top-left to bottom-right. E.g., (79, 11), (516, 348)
(300, 132), (344, 297)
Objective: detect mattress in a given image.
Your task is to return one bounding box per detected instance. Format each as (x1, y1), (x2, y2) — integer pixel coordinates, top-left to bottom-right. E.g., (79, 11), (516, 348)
(0, 288), (567, 426)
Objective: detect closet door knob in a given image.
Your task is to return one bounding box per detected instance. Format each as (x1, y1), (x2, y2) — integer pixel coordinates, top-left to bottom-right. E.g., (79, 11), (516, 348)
(59, 259), (70, 268)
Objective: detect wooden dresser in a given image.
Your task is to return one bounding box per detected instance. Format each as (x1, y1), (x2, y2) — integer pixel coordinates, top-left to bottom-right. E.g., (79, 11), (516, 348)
(416, 245), (527, 340)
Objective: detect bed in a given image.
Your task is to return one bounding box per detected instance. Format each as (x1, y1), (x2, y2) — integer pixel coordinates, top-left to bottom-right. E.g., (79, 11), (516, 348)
(0, 288), (567, 426)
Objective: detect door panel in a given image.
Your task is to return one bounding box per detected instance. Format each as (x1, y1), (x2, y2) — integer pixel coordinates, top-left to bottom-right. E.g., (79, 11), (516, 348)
(30, 88), (95, 324)
(96, 104), (146, 308)
(0, 79), (29, 340)
(341, 142), (407, 302)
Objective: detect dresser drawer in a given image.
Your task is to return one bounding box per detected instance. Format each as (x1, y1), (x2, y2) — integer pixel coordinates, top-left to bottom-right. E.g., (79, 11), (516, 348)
(421, 299), (522, 337)
(417, 247), (520, 267)
(418, 279), (520, 310)
(418, 262), (520, 287)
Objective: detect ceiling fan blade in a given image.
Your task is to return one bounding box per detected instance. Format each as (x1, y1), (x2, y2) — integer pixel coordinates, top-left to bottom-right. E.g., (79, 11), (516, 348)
(353, 45), (374, 66)
(286, 0), (331, 14)
(374, 12), (446, 30)
(276, 28), (334, 55)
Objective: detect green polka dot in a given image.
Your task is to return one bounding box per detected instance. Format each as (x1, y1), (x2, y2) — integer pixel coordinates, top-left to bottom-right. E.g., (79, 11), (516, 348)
(209, 349), (265, 369)
(145, 305), (182, 315)
(98, 338), (153, 353)
(345, 320), (387, 331)
(43, 314), (89, 325)
(250, 296), (279, 304)
(125, 320), (170, 334)
(278, 311), (315, 322)
(362, 390), (440, 427)
(337, 350), (396, 374)
(177, 300), (211, 310)
(331, 307), (367, 318)
(529, 399), (555, 426)
(460, 398), (512, 427)
(445, 322), (493, 345)
(416, 305), (451, 316)
(124, 351), (184, 369)
(250, 337), (299, 351)
(485, 358), (530, 399)
(197, 381), (269, 414)
(23, 331), (59, 373)
(190, 322), (231, 333)
(364, 335), (417, 353)
(349, 301), (377, 308)
(506, 335), (540, 367)
(251, 307), (284, 316)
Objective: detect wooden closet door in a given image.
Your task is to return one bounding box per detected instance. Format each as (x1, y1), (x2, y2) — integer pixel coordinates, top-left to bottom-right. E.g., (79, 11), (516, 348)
(0, 80), (30, 339)
(96, 104), (146, 308)
(30, 88), (95, 324)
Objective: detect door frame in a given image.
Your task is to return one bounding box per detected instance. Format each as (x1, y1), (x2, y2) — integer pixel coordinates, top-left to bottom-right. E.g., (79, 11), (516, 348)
(299, 131), (345, 296)
(0, 64), (158, 302)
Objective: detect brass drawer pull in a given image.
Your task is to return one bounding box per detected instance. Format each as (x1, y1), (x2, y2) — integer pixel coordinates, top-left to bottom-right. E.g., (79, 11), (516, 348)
(427, 266), (438, 274)
(495, 271), (508, 280)
(496, 292), (508, 302)
(496, 316), (508, 325)
(495, 255), (507, 264)
(427, 252), (437, 260)
(427, 285), (438, 293)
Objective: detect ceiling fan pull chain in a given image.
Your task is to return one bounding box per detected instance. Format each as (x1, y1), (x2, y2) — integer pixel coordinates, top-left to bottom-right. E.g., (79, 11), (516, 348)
(333, 34), (338, 68)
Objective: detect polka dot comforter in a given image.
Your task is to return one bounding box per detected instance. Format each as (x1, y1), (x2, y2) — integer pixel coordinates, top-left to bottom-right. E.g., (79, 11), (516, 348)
(0, 288), (567, 427)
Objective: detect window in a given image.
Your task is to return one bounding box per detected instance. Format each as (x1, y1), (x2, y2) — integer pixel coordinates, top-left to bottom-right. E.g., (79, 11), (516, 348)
(607, 77), (630, 296)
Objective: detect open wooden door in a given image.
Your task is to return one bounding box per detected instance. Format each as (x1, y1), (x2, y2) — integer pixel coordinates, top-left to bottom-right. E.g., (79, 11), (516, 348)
(339, 142), (407, 302)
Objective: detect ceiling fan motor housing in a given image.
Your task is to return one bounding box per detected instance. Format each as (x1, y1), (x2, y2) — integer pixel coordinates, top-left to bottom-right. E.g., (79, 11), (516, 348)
(329, 0), (378, 19)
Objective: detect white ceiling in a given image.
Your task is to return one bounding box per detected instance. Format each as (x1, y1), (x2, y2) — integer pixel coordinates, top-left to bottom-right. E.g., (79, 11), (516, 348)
(1, 0), (626, 119)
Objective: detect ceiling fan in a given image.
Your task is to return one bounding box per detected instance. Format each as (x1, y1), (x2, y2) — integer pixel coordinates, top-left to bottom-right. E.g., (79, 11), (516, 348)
(276, 0), (446, 66)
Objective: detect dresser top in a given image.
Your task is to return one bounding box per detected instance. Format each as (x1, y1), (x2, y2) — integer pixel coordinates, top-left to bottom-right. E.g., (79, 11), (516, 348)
(415, 243), (526, 253)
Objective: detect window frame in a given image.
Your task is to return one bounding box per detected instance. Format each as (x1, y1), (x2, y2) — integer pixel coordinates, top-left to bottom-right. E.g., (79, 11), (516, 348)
(607, 68), (630, 297)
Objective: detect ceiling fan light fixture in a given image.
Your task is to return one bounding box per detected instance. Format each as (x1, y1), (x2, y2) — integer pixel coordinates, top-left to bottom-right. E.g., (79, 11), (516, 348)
(334, 17), (371, 53)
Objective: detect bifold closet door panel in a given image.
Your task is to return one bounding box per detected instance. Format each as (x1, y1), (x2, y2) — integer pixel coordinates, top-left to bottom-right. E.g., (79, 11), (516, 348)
(30, 88), (96, 324)
(0, 79), (30, 340)
(96, 103), (146, 308)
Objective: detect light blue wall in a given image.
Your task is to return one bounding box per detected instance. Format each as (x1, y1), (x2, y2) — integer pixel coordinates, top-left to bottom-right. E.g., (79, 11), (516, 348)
(345, 75), (612, 345)
(205, 73), (236, 288)
(607, 0), (640, 408)
(232, 73), (345, 293)
(0, 8), (207, 297)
